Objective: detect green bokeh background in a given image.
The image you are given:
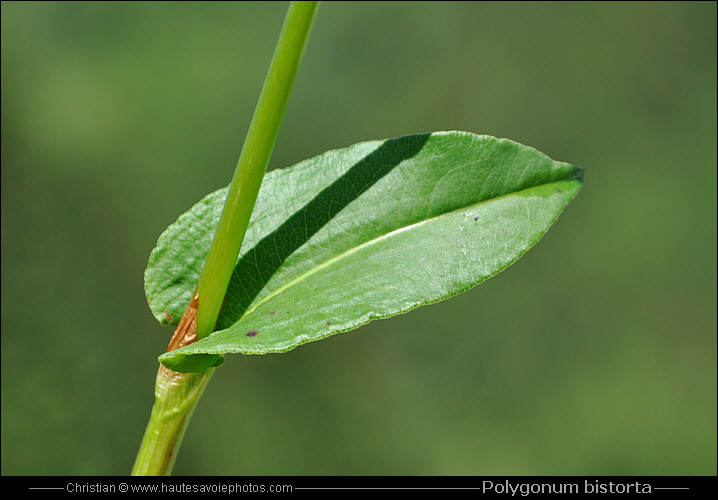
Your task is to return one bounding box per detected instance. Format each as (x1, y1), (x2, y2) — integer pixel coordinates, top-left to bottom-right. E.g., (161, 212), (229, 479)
(1, 1), (715, 476)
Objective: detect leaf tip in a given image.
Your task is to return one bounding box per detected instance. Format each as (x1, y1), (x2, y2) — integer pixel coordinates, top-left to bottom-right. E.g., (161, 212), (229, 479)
(571, 164), (586, 183)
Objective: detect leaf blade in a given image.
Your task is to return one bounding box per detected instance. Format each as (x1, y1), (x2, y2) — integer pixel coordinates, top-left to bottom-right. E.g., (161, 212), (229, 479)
(146, 132), (583, 372)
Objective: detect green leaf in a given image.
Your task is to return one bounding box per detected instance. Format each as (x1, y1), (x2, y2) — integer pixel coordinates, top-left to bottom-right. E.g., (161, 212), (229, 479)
(146, 131), (583, 373)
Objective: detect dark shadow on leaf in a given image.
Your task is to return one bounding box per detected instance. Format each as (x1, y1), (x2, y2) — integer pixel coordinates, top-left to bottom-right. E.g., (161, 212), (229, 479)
(215, 133), (431, 330)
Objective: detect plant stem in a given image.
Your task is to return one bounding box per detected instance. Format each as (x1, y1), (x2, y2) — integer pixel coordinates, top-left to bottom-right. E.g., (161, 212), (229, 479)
(132, 2), (319, 475)
(195, 0), (319, 339)
(131, 367), (215, 476)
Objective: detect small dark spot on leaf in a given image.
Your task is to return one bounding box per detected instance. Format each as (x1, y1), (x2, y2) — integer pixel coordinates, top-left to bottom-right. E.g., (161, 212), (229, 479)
(326, 321), (332, 326)
(246, 330), (258, 337)
(163, 311), (173, 323)
(473, 214), (480, 221)
(554, 187), (563, 193)
(270, 311), (276, 315)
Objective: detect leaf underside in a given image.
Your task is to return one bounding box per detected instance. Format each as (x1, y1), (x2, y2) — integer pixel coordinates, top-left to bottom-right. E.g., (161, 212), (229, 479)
(145, 131), (583, 372)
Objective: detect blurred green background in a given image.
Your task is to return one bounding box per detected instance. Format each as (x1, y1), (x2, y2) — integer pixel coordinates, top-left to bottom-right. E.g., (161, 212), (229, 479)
(2, 1), (715, 476)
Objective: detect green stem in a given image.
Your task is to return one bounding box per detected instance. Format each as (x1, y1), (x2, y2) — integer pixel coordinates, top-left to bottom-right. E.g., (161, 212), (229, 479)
(195, 0), (319, 339)
(133, 2), (319, 475)
(131, 366), (215, 476)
